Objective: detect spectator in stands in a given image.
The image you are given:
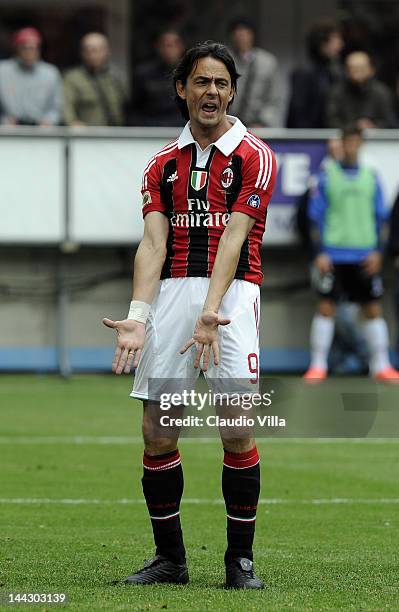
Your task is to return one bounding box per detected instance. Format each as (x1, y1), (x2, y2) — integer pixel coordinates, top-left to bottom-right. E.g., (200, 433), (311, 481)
(304, 126), (399, 382)
(0, 27), (62, 126)
(130, 29), (185, 126)
(227, 17), (280, 127)
(287, 19), (343, 128)
(327, 51), (396, 129)
(63, 32), (125, 126)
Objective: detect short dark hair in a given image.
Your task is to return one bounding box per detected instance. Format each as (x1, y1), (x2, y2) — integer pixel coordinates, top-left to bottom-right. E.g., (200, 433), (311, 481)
(173, 40), (239, 120)
(306, 18), (340, 61)
(228, 16), (257, 35)
(342, 125), (363, 140)
(155, 28), (183, 44)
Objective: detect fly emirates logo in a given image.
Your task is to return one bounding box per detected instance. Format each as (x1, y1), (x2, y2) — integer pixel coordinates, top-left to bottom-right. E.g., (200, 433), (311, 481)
(170, 199), (230, 228)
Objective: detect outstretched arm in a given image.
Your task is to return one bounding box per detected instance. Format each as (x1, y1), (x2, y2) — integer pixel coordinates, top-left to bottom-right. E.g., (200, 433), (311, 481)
(103, 211), (168, 374)
(131, 211), (169, 303)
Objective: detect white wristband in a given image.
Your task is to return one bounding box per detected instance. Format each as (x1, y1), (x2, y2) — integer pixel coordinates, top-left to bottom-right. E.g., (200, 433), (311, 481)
(127, 300), (151, 324)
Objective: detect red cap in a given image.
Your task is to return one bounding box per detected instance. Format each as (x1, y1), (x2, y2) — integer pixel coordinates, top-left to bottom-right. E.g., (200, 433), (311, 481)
(12, 27), (42, 48)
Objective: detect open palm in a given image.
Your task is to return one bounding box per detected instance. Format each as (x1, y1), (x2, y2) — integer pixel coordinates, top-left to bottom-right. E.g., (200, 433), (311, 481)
(102, 317), (146, 374)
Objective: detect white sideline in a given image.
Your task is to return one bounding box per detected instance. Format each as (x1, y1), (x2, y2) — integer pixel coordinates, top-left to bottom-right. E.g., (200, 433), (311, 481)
(0, 436), (144, 445)
(0, 436), (398, 445)
(0, 498), (399, 505)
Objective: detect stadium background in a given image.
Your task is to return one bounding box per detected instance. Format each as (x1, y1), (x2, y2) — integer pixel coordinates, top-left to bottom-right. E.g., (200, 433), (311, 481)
(1, 0), (399, 375)
(1, 2), (399, 610)
(1, 130), (398, 374)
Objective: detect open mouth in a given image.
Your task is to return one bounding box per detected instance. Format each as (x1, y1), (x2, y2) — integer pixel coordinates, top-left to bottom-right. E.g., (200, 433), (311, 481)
(201, 102), (218, 114)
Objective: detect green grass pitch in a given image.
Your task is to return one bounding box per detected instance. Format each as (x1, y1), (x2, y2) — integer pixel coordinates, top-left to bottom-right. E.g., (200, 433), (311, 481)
(0, 375), (398, 611)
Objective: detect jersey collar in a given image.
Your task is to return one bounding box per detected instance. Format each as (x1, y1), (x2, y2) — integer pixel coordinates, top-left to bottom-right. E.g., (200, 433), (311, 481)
(177, 115), (247, 156)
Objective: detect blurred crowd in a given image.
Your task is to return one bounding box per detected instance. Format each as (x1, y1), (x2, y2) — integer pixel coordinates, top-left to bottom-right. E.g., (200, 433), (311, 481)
(1, 17), (399, 129)
(0, 14), (398, 368)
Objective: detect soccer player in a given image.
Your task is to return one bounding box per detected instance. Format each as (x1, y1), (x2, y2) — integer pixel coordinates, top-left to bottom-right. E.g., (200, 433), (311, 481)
(103, 41), (276, 588)
(304, 126), (399, 381)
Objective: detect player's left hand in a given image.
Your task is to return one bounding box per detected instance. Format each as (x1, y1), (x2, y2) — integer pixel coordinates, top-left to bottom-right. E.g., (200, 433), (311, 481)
(362, 251), (382, 276)
(180, 310), (230, 371)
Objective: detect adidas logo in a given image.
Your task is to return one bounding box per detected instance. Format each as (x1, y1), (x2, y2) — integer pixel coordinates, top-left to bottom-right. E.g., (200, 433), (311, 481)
(167, 171), (178, 183)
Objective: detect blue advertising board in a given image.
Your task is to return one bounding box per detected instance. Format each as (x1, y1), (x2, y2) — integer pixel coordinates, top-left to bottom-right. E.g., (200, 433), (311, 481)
(262, 139), (327, 245)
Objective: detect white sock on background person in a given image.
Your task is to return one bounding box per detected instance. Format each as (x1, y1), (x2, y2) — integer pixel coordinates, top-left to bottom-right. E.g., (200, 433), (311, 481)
(309, 314), (335, 370)
(362, 318), (391, 374)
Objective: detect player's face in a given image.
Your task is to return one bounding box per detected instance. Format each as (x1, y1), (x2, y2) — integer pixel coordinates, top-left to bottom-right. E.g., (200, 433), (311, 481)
(342, 134), (363, 162)
(176, 56), (234, 130)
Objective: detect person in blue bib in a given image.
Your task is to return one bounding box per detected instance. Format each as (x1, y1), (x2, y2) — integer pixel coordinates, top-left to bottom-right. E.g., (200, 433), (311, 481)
(304, 125), (399, 382)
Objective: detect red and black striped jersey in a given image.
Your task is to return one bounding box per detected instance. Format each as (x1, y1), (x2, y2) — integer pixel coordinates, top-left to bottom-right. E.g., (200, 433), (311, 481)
(141, 116), (277, 285)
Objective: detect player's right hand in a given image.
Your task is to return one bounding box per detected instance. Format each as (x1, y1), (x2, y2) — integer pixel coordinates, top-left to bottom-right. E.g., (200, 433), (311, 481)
(102, 318), (146, 375)
(314, 253), (333, 275)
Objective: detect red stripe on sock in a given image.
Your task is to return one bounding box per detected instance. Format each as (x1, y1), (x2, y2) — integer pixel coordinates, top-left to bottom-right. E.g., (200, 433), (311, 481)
(143, 449), (180, 471)
(223, 446), (259, 469)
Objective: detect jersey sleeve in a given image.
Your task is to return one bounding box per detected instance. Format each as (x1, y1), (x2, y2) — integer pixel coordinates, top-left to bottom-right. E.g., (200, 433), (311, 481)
(308, 171), (328, 228)
(373, 174), (389, 224)
(141, 157), (166, 218)
(231, 146), (277, 221)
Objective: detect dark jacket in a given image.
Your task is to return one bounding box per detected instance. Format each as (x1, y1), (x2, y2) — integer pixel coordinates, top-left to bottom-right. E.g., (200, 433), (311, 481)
(130, 59), (184, 127)
(286, 59), (342, 128)
(327, 78), (396, 128)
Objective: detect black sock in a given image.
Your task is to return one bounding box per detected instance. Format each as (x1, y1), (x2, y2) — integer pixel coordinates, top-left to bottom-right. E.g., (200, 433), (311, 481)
(142, 449), (186, 564)
(222, 446), (260, 564)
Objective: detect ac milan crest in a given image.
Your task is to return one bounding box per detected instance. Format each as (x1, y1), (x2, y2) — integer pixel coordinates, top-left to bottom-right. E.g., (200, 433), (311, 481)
(221, 167), (234, 189)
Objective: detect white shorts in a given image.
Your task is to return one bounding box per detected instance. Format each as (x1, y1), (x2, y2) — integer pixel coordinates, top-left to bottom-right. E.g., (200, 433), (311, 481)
(131, 277), (260, 400)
